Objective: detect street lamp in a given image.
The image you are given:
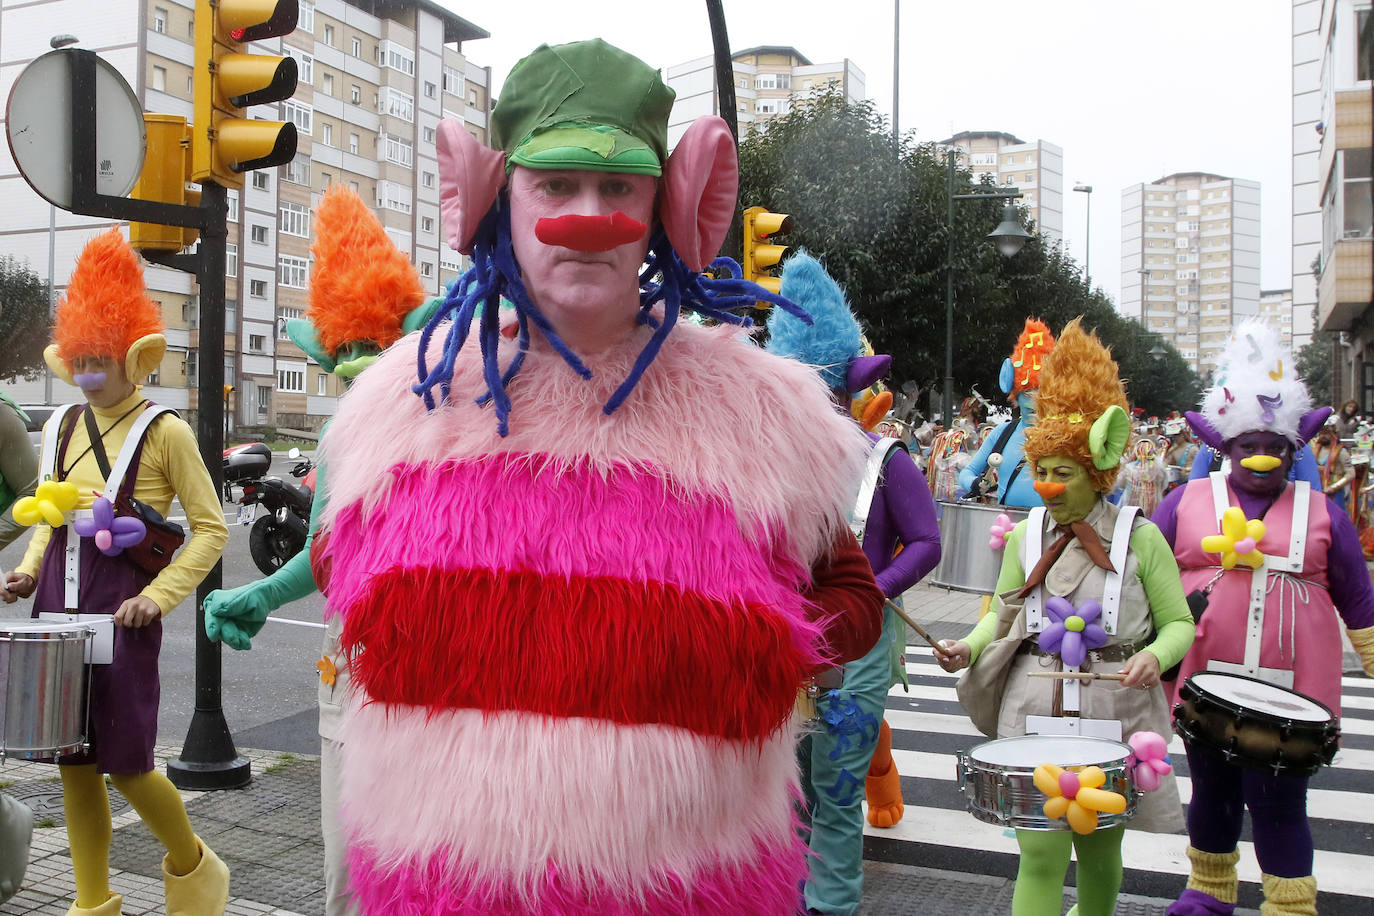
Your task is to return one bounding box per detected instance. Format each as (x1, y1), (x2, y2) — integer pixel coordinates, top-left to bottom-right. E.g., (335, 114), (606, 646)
(944, 148), (1029, 425)
(1149, 343), (1167, 361)
(44, 34), (79, 406)
(1073, 183), (1092, 282)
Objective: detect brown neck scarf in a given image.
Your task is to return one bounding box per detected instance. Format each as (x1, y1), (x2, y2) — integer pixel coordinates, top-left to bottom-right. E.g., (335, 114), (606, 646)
(1015, 519), (1116, 599)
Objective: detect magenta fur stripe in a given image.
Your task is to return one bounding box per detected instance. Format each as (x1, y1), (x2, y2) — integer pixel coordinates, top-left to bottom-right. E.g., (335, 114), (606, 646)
(338, 704), (802, 895)
(322, 455), (812, 620)
(346, 832), (808, 915)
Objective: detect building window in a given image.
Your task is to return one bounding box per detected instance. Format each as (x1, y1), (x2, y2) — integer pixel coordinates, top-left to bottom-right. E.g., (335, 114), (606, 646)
(281, 153), (310, 185)
(378, 180), (412, 214)
(280, 201), (310, 237)
(279, 255), (309, 289)
(249, 278), (267, 298)
(420, 261), (433, 278)
(153, 7), (167, 33)
(226, 244), (238, 277)
(320, 122), (333, 146)
(251, 224), (268, 244)
(421, 216), (433, 233)
(249, 334), (266, 353)
(277, 307), (302, 339)
(754, 73), (792, 90)
(323, 24), (334, 46)
(276, 366), (305, 393)
(284, 100), (313, 133)
(424, 81), (436, 99)
(442, 66), (460, 94)
(287, 49), (312, 84)
(225, 189), (239, 222)
(348, 180), (359, 192)
(386, 88), (414, 120)
(321, 73), (333, 96)
(252, 171), (269, 190)
(422, 171), (435, 189)
(348, 132), (359, 155)
(257, 387), (270, 412)
(298, 0), (314, 31)
(1323, 148), (1374, 255)
(351, 36), (361, 57)
(381, 42), (415, 75)
(320, 171), (331, 187)
(1359, 9), (1372, 81)
(382, 134), (413, 167)
(151, 66), (166, 93)
(317, 373), (327, 396)
(423, 126), (435, 144)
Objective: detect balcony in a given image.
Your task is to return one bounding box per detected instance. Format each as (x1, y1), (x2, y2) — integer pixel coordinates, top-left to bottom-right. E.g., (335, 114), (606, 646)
(1318, 238), (1374, 331)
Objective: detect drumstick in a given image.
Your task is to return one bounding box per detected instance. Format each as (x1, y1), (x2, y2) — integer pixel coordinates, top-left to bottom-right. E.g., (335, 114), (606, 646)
(884, 599), (942, 651)
(1026, 671), (1128, 681)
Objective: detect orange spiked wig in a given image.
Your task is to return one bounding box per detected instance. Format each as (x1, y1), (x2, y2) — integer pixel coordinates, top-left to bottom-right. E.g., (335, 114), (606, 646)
(307, 185), (424, 356)
(1023, 318), (1131, 493)
(52, 229), (163, 364)
(1008, 318), (1055, 396)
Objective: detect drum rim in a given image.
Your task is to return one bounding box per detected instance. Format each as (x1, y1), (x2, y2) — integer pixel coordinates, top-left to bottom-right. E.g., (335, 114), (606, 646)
(966, 733), (1133, 767)
(1180, 671), (1336, 723)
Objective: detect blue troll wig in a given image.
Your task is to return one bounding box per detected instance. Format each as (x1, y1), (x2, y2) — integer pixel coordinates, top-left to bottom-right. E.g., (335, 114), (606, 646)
(413, 199), (811, 436)
(765, 249), (862, 392)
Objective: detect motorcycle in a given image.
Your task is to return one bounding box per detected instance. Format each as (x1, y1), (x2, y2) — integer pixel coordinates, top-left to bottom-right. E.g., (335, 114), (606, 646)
(223, 443), (316, 575)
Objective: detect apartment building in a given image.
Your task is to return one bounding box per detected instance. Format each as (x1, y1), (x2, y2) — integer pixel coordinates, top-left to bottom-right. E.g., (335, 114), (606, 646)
(1120, 173), (1261, 376)
(939, 131), (1064, 244)
(1259, 288), (1296, 351)
(1297, 0), (1372, 407)
(0, 0), (491, 434)
(664, 46), (865, 149)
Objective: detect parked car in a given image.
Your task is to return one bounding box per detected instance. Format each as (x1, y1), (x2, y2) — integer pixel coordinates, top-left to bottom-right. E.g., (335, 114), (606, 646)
(18, 405), (56, 450)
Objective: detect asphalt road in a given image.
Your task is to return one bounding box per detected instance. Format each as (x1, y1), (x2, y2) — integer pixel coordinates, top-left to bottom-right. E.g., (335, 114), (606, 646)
(0, 449), (327, 757)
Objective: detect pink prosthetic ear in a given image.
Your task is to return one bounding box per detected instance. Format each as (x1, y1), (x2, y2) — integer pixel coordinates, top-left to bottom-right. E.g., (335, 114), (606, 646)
(659, 116), (738, 272)
(437, 119), (507, 255)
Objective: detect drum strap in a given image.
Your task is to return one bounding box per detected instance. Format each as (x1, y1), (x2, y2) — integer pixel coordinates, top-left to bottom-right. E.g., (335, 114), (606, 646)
(850, 438), (906, 543)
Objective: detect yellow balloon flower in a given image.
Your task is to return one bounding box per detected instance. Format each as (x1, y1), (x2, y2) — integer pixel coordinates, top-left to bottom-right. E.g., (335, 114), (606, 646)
(12, 479), (80, 528)
(1200, 506), (1266, 570)
(1034, 762), (1129, 835)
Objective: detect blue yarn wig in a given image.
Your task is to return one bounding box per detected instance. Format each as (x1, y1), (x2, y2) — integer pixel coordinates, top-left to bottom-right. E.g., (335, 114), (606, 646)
(765, 249), (861, 392)
(413, 198), (811, 436)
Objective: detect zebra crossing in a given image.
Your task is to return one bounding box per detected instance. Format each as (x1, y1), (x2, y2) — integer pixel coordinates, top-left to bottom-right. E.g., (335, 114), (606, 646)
(862, 645), (1374, 906)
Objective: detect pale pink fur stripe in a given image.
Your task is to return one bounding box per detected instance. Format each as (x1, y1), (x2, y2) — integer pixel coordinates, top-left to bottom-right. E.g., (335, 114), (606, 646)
(346, 832), (807, 915)
(338, 703), (801, 895)
(319, 321), (869, 571)
(321, 458), (810, 618)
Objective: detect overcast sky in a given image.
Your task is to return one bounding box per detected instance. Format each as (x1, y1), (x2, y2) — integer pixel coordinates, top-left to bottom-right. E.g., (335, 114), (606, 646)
(451, 0), (1293, 308)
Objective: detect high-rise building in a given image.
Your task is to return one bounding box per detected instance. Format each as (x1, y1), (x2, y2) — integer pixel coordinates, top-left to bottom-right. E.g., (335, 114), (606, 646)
(1298, 0), (1372, 407)
(1120, 172), (1261, 376)
(1259, 289), (1296, 350)
(663, 46), (865, 149)
(938, 131), (1064, 244)
(0, 0), (491, 434)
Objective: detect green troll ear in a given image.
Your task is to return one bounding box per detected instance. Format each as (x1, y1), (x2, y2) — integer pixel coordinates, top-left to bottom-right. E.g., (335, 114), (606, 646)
(1089, 405), (1130, 470)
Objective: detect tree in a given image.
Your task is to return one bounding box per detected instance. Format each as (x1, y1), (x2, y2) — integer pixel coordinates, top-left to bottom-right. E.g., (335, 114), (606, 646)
(0, 257), (51, 382)
(735, 92), (1202, 418)
(1296, 331), (1335, 408)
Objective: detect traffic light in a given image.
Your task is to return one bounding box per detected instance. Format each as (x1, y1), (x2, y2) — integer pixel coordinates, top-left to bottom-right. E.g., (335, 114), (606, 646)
(192, 0), (299, 188)
(742, 206), (793, 298)
(130, 114), (201, 252)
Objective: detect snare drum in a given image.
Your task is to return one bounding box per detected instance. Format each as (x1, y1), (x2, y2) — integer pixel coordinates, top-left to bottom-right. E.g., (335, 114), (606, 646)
(930, 501), (1029, 594)
(1173, 671), (1339, 776)
(957, 734), (1138, 830)
(0, 621), (93, 760)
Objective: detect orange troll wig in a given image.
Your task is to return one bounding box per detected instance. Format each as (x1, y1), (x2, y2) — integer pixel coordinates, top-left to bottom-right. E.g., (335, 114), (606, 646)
(1008, 318), (1055, 397)
(47, 229), (165, 384)
(1023, 318), (1132, 494)
(307, 185), (424, 356)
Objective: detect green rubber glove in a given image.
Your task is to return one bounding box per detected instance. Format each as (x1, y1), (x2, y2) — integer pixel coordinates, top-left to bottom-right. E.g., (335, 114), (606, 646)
(204, 545), (317, 650)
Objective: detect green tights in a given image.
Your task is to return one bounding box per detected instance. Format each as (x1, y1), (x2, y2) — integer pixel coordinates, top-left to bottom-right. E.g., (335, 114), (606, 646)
(1011, 825), (1124, 916)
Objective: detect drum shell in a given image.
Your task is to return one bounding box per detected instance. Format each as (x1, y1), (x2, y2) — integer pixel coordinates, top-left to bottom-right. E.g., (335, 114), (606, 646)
(1173, 673), (1339, 777)
(957, 735), (1138, 831)
(930, 501), (1029, 594)
(0, 625), (91, 760)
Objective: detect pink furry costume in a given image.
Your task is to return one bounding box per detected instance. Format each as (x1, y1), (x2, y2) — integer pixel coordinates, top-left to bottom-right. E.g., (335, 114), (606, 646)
(310, 40), (884, 914)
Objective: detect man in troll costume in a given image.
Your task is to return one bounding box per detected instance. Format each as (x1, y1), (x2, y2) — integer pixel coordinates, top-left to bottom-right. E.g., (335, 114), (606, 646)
(310, 40), (884, 914)
(0, 230), (230, 916)
(766, 251), (942, 916)
(1153, 320), (1374, 916)
(937, 320), (1193, 916)
(203, 185), (436, 916)
(958, 319), (1055, 507)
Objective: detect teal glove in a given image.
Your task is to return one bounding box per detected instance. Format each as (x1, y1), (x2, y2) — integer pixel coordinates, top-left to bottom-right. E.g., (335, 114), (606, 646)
(204, 583), (274, 651)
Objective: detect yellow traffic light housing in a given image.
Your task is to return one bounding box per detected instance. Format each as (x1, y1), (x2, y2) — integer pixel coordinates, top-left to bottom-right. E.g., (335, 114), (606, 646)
(742, 206), (793, 298)
(193, 0), (299, 188)
(130, 114), (201, 252)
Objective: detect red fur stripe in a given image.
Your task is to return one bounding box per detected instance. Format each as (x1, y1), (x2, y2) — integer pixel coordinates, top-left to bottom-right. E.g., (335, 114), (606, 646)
(342, 566), (810, 741)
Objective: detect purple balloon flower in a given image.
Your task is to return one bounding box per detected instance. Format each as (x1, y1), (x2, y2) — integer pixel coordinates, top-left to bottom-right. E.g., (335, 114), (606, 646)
(73, 495), (146, 557)
(1038, 596), (1109, 667)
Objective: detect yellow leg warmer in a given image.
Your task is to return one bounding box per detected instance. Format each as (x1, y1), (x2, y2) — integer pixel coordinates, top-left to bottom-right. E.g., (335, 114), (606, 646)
(1348, 625), (1374, 678)
(1185, 846), (1241, 905)
(60, 765), (112, 909)
(1259, 874), (1317, 916)
(107, 770), (199, 876)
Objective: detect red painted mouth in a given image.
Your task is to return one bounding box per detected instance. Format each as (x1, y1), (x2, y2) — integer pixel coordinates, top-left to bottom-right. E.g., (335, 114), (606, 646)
(535, 212), (647, 252)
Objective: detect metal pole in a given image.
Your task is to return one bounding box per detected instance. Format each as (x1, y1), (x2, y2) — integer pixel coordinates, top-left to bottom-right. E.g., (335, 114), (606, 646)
(45, 204), (56, 405)
(1084, 190), (1091, 283)
(166, 179), (251, 791)
(944, 149), (955, 427)
(704, 0), (738, 146)
(892, 0), (899, 142)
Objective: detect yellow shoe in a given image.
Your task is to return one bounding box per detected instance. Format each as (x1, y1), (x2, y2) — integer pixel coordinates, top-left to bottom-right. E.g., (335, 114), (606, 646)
(1259, 874), (1317, 916)
(65, 892), (123, 915)
(162, 836), (229, 916)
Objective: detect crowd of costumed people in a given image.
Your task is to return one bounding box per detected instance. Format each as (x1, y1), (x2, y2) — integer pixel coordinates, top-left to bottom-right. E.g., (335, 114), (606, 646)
(5, 35), (1374, 916)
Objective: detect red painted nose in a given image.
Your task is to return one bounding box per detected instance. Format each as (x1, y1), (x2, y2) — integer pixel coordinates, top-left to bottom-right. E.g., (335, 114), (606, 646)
(535, 212), (647, 252)
(1034, 481), (1067, 499)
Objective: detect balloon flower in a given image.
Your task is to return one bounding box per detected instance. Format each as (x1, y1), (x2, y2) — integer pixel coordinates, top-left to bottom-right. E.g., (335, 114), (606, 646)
(988, 513), (1015, 550)
(1034, 763), (1127, 834)
(12, 479), (80, 527)
(1201, 506), (1265, 570)
(72, 495), (146, 556)
(1127, 731), (1172, 793)
(1038, 596), (1109, 667)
